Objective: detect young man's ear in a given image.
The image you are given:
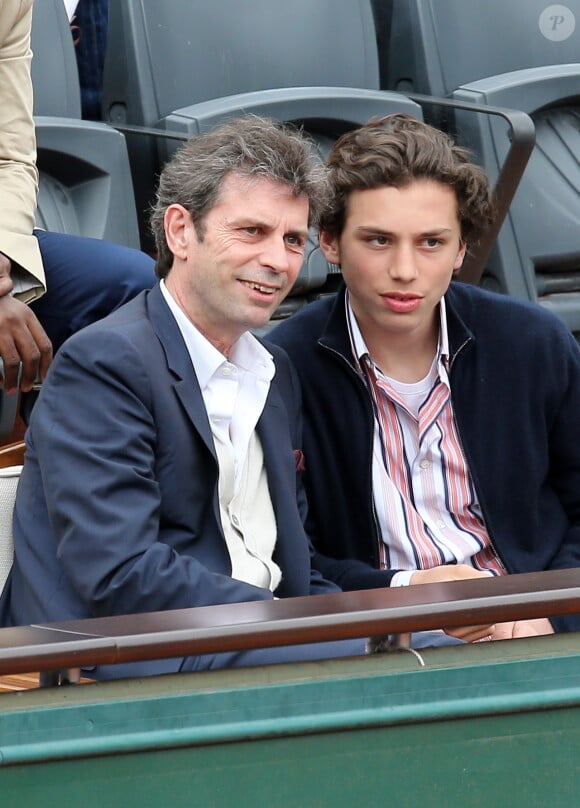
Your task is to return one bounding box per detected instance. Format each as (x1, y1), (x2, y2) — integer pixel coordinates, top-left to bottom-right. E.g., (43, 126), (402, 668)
(452, 241), (468, 275)
(319, 229), (341, 266)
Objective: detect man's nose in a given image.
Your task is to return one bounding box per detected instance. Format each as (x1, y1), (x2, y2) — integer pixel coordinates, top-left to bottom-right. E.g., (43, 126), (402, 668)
(259, 235), (290, 272)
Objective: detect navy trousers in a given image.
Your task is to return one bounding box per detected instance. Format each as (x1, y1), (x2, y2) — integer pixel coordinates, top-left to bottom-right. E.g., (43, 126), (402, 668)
(31, 229), (156, 355)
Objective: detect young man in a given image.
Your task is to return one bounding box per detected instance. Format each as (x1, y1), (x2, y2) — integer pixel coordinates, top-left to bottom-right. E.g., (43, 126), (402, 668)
(2, 116), (367, 678)
(270, 113), (580, 641)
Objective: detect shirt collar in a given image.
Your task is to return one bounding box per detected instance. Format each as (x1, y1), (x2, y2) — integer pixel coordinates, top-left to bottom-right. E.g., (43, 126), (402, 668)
(160, 280), (274, 389)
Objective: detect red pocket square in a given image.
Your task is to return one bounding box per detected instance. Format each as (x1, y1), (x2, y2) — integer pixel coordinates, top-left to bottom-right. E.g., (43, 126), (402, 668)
(293, 449), (306, 472)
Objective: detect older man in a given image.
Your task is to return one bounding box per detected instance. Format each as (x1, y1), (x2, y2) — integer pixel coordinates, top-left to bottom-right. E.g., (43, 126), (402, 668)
(3, 116), (367, 678)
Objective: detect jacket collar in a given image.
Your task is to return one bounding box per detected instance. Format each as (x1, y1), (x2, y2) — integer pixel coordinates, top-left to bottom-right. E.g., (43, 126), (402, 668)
(144, 282), (283, 457)
(318, 282), (474, 367)
(146, 283), (216, 456)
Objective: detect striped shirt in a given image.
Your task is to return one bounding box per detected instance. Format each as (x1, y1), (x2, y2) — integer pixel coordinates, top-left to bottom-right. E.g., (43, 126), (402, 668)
(346, 295), (505, 581)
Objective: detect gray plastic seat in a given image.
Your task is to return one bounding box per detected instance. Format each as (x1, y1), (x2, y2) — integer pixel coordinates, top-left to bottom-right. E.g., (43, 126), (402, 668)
(383, 0), (579, 96)
(30, 0), (140, 248)
(102, 0), (423, 301)
(380, 0), (580, 334)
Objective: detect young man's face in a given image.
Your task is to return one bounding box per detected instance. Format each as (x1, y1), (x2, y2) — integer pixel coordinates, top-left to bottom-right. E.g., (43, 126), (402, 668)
(165, 172), (309, 354)
(319, 179), (466, 350)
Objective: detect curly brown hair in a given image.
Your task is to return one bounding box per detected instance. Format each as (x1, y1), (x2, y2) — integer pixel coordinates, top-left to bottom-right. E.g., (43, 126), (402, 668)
(321, 113), (496, 245)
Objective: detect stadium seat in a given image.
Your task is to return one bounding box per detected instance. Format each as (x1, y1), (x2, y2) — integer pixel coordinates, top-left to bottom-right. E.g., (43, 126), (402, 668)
(378, 0), (580, 334)
(0, 458), (23, 595)
(30, 0), (140, 249)
(101, 0), (423, 303)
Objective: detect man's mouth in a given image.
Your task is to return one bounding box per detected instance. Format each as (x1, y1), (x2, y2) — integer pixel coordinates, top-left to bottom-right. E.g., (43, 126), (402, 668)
(384, 292), (421, 300)
(381, 292), (423, 313)
(239, 280), (280, 295)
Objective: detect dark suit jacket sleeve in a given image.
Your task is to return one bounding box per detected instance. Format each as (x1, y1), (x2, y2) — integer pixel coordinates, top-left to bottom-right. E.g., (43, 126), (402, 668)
(32, 327), (274, 618)
(267, 343), (341, 596)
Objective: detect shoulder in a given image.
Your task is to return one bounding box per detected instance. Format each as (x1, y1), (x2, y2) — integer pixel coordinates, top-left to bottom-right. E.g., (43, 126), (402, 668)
(55, 291), (155, 375)
(447, 283), (580, 383)
(268, 295), (336, 352)
(448, 282), (573, 342)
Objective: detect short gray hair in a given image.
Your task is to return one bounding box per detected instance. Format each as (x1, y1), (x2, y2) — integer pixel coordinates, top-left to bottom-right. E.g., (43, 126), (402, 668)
(150, 116), (328, 278)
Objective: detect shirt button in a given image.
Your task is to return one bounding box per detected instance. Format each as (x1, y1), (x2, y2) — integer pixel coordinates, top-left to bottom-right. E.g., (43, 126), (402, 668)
(437, 520), (446, 529)
(231, 515), (240, 527)
(419, 459), (430, 470)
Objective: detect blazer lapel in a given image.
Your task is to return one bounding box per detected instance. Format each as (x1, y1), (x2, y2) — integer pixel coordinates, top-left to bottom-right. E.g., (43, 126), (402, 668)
(145, 284), (216, 459)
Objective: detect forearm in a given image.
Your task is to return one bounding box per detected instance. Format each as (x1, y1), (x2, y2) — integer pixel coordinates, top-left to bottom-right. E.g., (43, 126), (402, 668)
(311, 549), (395, 591)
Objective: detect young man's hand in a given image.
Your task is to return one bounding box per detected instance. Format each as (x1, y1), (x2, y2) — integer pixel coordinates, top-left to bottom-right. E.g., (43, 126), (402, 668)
(491, 618), (554, 640)
(410, 564), (496, 641)
(409, 566), (555, 642)
(0, 254), (52, 392)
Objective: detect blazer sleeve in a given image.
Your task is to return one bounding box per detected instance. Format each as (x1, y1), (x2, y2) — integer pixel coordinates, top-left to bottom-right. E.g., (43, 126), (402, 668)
(0, 0), (45, 298)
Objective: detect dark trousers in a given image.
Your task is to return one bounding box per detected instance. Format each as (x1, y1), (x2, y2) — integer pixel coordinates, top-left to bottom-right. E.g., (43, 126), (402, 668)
(31, 229), (156, 355)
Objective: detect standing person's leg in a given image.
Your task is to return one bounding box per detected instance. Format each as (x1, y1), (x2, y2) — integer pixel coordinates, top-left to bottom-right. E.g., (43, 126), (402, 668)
(72, 0), (110, 120)
(30, 229), (156, 355)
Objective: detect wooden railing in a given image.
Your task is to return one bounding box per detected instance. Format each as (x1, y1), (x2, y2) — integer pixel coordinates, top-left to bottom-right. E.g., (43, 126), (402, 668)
(1, 568), (579, 688)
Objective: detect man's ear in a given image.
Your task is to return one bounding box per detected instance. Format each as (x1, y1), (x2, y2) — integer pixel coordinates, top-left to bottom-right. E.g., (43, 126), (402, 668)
(164, 204), (193, 261)
(452, 240), (468, 274)
(319, 229), (341, 266)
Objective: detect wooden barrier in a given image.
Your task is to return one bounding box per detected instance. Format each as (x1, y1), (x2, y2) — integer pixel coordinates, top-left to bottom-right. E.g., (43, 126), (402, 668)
(1, 568), (579, 686)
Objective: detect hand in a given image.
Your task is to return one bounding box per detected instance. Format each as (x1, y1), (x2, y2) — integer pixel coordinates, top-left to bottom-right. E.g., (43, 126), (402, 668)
(491, 618), (555, 641)
(410, 563), (493, 586)
(410, 564), (496, 642)
(0, 255), (52, 392)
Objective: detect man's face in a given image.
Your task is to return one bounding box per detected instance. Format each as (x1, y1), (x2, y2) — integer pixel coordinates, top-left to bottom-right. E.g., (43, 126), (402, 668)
(319, 179), (466, 350)
(165, 173), (309, 354)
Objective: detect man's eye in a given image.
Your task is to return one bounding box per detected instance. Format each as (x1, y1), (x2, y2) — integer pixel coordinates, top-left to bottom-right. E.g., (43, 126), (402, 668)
(369, 236), (388, 246)
(286, 234), (305, 248)
(244, 226), (259, 235)
(424, 238), (442, 248)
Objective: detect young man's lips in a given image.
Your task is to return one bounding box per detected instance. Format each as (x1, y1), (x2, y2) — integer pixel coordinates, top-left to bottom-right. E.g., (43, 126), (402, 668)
(381, 292), (422, 313)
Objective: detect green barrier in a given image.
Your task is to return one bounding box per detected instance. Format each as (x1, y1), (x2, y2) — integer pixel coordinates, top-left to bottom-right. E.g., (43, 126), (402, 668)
(1, 633), (579, 807)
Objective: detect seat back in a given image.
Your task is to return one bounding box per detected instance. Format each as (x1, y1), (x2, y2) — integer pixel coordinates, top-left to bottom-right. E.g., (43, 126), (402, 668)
(378, 0), (580, 333)
(383, 0), (579, 95)
(104, 0), (380, 126)
(102, 0), (417, 300)
(29, 0), (140, 248)
(0, 469), (20, 595)
(453, 67), (580, 335)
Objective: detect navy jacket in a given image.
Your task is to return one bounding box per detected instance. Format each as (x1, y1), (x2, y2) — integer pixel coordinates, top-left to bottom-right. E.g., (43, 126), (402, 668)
(3, 284), (339, 677)
(270, 283), (580, 632)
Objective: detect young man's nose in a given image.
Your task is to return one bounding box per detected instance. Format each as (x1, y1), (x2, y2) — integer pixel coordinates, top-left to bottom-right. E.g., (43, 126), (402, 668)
(388, 243), (419, 281)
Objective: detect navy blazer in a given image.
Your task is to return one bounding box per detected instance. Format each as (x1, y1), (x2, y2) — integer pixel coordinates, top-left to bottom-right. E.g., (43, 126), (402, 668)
(4, 284), (338, 676)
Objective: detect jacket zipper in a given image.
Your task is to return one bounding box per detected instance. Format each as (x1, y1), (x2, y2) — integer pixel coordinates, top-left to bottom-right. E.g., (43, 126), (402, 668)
(321, 343), (383, 570)
(449, 338), (509, 574)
